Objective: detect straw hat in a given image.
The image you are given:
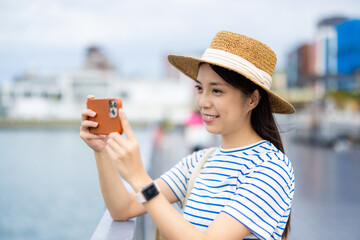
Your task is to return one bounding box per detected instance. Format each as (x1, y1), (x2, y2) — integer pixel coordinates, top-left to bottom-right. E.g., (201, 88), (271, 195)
(168, 31), (295, 114)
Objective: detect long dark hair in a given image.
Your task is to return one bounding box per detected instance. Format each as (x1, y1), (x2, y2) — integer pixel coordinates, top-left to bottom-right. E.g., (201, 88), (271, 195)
(209, 64), (291, 239)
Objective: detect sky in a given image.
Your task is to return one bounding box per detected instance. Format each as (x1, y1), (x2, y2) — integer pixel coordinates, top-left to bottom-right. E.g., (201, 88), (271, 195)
(0, 0), (360, 82)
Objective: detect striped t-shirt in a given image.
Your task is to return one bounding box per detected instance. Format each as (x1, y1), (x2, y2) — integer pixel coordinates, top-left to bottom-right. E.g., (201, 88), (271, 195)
(160, 140), (295, 240)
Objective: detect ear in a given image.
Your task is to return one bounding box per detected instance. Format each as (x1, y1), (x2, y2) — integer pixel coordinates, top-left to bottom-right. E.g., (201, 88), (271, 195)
(247, 89), (261, 111)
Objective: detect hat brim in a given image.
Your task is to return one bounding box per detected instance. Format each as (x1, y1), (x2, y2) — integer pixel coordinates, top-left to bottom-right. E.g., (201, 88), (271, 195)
(168, 54), (295, 114)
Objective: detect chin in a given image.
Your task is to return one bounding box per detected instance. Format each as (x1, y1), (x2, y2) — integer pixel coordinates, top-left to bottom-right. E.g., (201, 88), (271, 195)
(205, 125), (222, 135)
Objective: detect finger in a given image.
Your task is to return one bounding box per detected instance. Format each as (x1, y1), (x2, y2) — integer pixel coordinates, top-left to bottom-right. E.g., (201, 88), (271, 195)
(118, 109), (135, 140)
(80, 120), (98, 131)
(81, 109), (96, 121)
(107, 137), (125, 156)
(80, 131), (105, 141)
(87, 95), (95, 100)
(106, 141), (125, 163)
(108, 132), (128, 148)
(106, 144), (117, 161)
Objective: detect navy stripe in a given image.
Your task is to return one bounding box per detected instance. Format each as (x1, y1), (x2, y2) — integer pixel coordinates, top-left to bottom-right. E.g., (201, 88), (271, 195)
(237, 187), (282, 217)
(283, 154), (290, 167)
(259, 146), (271, 151)
(260, 145), (279, 153)
(184, 156), (190, 172)
(254, 167), (290, 191)
(188, 198), (225, 208)
(234, 193), (278, 224)
(189, 221), (208, 228)
(276, 225), (285, 230)
(170, 169), (187, 191)
(268, 160), (292, 181)
(196, 181), (236, 189)
(247, 176), (289, 206)
(184, 211), (214, 221)
(216, 153), (258, 165)
(184, 212), (214, 222)
(165, 174), (185, 198)
(223, 206), (270, 239)
(238, 180), (286, 212)
(253, 154), (266, 162)
(252, 171), (290, 198)
(219, 140), (268, 153)
(193, 186), (234, 195)
(201, 172), (230, 177)
(185, 205), (220, 215)
(190, 192), (231, 201)
(191, 151), (198, 168)
(197, 176), (222, 182)
(206, 159), (251, 170)
(160, 176), (182, 205)
(252, 149), (260, 153)
(174, 165), (187, 184)
(204, 166), (247, 175)
(198, 175), (238, 183)
(274, 152), (282, 161)
(228, 198), (276, 230)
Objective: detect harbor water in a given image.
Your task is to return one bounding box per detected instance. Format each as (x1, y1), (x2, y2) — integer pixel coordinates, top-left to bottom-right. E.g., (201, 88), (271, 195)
(1, 123), (360, 239)
(0, 127), (152, 240)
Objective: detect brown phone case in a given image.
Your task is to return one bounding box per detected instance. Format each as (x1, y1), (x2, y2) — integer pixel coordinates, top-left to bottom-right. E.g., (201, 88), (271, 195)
(86, 98), (123, 135)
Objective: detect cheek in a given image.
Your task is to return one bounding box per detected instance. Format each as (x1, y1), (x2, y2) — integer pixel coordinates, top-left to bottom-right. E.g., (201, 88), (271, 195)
(219, 97), (247, 120)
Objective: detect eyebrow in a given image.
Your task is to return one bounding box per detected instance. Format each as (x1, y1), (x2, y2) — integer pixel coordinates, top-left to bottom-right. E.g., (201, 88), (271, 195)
(194, 80), (226, 86)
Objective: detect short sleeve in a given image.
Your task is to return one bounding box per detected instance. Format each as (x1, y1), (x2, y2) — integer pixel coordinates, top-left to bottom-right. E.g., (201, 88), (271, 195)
(221, 154), (295, 240)
(160, 149), (207, 207)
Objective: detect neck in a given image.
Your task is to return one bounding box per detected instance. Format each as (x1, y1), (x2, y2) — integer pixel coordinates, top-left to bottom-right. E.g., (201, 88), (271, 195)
(220, 118), (263, 149)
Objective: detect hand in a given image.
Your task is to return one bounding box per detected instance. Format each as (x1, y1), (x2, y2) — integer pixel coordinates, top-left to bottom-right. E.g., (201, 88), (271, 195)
(80, 95), (107, 153)
(106, 109), (150, 191)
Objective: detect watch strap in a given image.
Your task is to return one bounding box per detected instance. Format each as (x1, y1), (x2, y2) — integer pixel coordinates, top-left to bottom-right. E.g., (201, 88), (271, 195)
(135, 181), (160, 204)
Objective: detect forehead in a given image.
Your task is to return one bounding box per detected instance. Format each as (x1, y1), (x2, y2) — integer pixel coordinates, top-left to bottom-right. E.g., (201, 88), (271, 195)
(197, 63), (227, 85)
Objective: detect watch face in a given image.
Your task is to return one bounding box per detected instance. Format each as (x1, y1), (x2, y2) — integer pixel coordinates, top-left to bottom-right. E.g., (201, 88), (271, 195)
(143, 183), (159, 201)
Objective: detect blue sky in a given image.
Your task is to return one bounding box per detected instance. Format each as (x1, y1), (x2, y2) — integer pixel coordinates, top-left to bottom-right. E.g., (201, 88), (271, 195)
(0, 0), (360, 82)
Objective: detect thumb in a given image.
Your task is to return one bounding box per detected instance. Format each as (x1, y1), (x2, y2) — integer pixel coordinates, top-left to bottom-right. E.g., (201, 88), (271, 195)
(118, 108), (135, 140)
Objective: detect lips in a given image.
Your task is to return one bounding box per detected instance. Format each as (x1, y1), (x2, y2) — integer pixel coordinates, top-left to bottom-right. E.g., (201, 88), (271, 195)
(202, 113), (219, 122)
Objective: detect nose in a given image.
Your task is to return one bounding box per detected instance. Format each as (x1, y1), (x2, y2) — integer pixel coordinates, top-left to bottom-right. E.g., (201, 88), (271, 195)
(197, 91), (212, 110)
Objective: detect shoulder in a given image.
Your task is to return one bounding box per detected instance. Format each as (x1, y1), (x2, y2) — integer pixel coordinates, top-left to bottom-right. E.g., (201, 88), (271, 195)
(251, 143), (295, 192)
(182, 147), (218, 171)
(257, 145), (294, 178)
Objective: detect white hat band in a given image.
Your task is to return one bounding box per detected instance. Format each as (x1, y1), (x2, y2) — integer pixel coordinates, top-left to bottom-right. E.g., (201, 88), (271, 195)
(201, 48), (272, 90)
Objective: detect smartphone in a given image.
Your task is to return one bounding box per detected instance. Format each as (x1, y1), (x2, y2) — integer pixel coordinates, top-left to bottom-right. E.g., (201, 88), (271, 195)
(86, 98), (123, 135)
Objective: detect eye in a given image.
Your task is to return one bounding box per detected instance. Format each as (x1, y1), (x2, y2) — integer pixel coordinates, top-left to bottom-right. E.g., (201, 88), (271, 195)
(194, 85), (203, 92)
(212, 88), (223, 94)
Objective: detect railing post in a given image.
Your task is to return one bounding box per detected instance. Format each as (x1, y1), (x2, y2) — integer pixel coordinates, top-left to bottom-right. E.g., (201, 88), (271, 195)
(91, 209), (137, 240)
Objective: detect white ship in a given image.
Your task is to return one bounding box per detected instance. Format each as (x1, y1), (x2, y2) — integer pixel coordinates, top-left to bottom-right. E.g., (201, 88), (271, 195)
(0, 47), (194, 124)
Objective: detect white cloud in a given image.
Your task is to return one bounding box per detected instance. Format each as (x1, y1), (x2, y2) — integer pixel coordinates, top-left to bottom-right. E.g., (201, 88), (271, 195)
(0, 0), (359, 79)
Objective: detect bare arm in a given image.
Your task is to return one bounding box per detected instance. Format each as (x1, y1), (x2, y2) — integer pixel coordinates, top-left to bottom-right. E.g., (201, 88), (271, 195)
(94, 150), (177, 220)
(106, 109), (252, 239)
(80, 95), (177, 220)
(93, 150), (140, 220)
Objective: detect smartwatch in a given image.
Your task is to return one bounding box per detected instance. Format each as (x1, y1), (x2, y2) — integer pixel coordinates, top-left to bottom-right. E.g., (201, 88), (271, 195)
(135, 182), (160, 203)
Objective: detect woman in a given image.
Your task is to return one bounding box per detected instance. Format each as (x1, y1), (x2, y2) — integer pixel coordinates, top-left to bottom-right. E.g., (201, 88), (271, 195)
(80, 31), (295, 240)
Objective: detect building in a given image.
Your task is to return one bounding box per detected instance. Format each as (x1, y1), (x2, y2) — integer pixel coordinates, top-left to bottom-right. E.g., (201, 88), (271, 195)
(0, 47), (194, 124)
(286, 17), (360, 91)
